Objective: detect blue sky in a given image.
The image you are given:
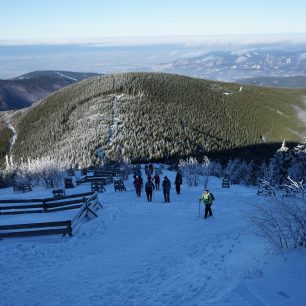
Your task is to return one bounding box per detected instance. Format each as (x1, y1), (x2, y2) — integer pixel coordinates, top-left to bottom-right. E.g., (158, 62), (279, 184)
(1, 0), (306, 43)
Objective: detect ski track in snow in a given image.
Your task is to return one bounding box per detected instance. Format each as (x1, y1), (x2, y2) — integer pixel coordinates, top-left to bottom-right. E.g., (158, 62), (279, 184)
(0, 170), (305, 306)
(7, 121), (17, 151)
(109, 96), (116, 145)
(109, 95), (124, 145)
(55, 72), (78, 81)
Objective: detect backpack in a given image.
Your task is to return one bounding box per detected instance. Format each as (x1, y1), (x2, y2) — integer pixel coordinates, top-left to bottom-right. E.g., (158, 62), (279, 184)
(145, 182), (154, 191)
(163, 178), (170, 191)
(210, 193), (215, 201)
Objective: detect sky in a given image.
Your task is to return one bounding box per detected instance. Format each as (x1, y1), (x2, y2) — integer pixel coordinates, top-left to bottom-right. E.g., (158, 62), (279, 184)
(1, 0), (306, 44)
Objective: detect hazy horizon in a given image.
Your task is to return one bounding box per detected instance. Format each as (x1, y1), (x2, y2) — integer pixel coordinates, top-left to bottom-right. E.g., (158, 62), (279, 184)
(1, 0), (306, 79)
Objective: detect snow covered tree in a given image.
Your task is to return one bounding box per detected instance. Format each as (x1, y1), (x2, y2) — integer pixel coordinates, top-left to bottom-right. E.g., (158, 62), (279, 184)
(179, 157), (200, 186)
(11, 157), (67, 188)
(258, 141), (292, 187)
(225, 159), (240, 180)
(209, 161), (223, 178)
(271, 140), (291, 185)
(288, 140), (306, 182)
(197, 156), (211, 188)
(248, 177), (306, 251)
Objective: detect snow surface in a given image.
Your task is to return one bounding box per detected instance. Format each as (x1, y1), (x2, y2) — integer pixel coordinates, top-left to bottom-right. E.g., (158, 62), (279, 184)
(0, 168), (306, 306)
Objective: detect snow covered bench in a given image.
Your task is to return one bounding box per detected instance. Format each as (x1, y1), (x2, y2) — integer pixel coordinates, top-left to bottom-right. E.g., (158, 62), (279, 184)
(64, 178), (75, 188)
(114, 179), (126, 191)
(91, 181), (106, 193)
(52, 189), (66, 198)
(222, 178), (230, 188)
(13, 182), (32, 193)
(85, 175), (113, 184)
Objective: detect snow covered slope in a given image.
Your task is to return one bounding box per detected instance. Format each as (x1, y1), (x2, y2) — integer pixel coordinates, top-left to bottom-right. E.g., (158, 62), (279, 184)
(0, 169), (305, 306)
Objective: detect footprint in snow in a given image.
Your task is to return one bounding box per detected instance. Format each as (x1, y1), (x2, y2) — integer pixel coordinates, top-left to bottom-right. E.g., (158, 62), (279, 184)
(278, 291), (291, 299)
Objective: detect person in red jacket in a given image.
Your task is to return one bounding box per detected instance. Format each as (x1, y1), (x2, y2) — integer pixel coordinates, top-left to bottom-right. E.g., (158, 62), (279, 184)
(153, 174), (160, 190)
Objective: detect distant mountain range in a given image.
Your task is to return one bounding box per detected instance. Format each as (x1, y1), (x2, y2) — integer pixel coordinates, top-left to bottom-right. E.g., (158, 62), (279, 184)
(236, 76), (306, 88)
(0, 71), (100, 111)
(153, 49), (306, 84)
(1, 72), (305, 167)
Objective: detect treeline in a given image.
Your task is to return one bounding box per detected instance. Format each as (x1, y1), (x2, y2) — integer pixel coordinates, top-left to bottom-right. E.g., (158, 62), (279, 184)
(3, 72), (306, 168)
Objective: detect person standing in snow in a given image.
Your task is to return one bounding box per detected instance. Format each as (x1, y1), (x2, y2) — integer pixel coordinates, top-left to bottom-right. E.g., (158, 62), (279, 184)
(134, 175), (142, 197)
(145, 178), (155, 202)
(199, 189), (214, 218)
(162, 176), (171, 203)
(153, 173), (160, 190)
(174, 172), (182, 194)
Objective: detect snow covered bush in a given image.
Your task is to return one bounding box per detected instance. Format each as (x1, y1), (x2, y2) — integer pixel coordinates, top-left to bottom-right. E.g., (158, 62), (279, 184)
(209, 161), (223, 177)
(224, 158), (256, 185)
(249, 178), (306, 251)
(225, 158), (241, 180)
(8, 157), (67, 188)
(179, 156), (211, 187)
(179, 157), (199, 186)
(196, 156), (212, 188)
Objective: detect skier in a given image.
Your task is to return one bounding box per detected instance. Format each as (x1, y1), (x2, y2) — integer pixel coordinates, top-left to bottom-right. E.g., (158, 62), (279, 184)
(199, 189), (215, 218)
(174, 172), (182, 194)
(162, 176), (171, 203)
(145, 178), (155, 202)
(153, 173), (160, 190)
(134, 175), (142, 197)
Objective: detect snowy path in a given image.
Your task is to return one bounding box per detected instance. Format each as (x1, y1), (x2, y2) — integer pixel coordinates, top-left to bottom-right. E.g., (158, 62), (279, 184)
(0, 172), (305, 305)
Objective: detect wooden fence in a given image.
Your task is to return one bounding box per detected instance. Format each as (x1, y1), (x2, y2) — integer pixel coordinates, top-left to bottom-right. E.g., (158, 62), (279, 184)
(0, 192), (102, 239)
(0, 192), (94, 215)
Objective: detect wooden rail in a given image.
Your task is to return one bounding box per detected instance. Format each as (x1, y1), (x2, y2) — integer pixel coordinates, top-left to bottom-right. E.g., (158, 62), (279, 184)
(0, 192), (94, 215)
(0, 192), (102, 240)
(0, 220), (72, 239)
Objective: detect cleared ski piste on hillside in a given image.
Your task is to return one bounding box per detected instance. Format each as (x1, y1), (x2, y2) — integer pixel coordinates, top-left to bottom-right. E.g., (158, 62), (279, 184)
(0, 169), (306, 306)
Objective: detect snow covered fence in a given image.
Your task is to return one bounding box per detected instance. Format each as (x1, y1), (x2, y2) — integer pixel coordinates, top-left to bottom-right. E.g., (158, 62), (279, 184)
(0, 220), (73, 239)
(0, 192), (95, 215)
(71, 192), (102, 231)
(0, 192), (102, 240)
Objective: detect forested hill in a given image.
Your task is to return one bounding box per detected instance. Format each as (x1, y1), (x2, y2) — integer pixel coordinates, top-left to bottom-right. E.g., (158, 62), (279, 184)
(3, 72), (306, 167)
(0, 71), (100, 111)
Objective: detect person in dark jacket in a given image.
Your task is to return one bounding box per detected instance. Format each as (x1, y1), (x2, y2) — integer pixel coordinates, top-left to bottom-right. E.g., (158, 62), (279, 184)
(162, 176), (171, 203)
(134, 175), (142, 197)
(153, 174), (160, 190)
(145, 178), (155, 202)
(174, 172), (182, 194)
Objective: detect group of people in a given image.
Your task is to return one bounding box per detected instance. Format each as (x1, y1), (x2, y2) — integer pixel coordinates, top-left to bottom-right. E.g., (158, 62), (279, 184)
(133, 169), (215, 219)
(133, 171), (183, 203)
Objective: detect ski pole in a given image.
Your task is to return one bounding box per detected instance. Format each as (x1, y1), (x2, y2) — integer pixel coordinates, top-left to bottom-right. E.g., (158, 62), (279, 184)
(198, 199), (201, 217)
